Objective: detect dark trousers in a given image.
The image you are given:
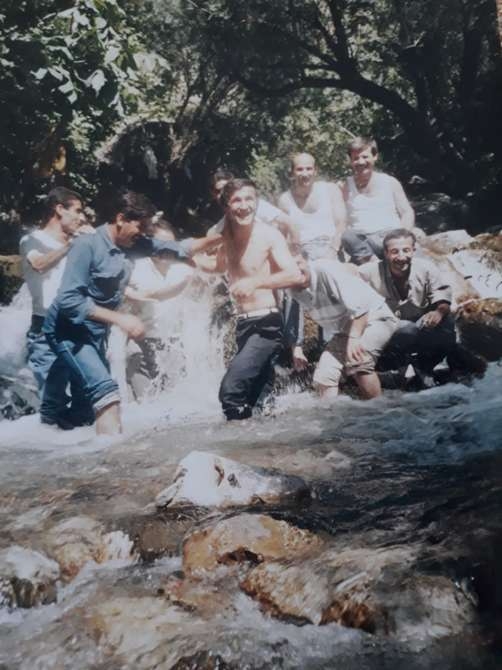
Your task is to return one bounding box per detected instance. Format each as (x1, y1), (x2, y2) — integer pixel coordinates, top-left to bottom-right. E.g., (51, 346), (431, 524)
(219, 312), (284, 420)
(377, 316), (456, 374)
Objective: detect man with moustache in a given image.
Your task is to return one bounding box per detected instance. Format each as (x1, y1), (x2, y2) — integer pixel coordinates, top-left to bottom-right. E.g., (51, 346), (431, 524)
(359, 228), (456, 382)
(208, 178), (303, 420)
(42, 190), (220, 434)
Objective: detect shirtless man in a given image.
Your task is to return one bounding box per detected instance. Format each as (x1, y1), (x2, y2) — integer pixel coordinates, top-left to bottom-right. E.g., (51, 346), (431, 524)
(278, 152), (347, 259)
(205, 168), (298, 247)
(210, 179), (303, 420)
(342, 136), (415, 265)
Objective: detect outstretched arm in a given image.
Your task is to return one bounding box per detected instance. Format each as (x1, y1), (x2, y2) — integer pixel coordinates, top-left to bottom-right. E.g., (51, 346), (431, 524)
(392, 178), (415, 229)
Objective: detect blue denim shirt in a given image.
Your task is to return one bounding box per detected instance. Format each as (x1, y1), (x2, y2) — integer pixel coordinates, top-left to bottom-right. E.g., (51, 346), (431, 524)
(44, 224), (192, 346)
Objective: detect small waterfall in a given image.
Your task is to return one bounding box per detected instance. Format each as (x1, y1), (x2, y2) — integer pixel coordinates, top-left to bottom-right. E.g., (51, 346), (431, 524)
(0, 272), (228, 440)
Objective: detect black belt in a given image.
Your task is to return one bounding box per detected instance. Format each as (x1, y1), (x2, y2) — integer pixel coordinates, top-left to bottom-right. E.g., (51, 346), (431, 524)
(236, 307), (280, 321)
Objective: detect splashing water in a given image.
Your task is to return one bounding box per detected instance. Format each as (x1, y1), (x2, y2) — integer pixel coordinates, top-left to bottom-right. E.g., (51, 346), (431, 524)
(0, 257), (501, 669)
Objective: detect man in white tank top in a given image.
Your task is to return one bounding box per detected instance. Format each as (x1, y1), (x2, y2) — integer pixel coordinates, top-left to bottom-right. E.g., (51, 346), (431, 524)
(278, 152), (346, 260)
(278, 153), (347, 367)
(342, 137), (415, 265)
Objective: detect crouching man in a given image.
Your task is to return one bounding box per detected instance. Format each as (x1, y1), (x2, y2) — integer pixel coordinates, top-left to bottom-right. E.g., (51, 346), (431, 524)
(290, 257), (398, 400)
(205, 178), (303, 420)
(359, 228), (457, 384)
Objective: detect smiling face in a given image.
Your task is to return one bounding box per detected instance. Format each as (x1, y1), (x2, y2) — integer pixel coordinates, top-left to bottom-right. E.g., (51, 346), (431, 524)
(225, 185), (257, 227)
(58, 199), (85, 236)
(349, 146), (378, 181)
(291, 153), (316, 189)
(384, 235), (415, 277)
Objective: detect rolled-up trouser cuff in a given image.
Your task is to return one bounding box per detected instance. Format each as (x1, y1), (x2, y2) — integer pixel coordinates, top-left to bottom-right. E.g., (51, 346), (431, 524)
(93, 390), (121, 412)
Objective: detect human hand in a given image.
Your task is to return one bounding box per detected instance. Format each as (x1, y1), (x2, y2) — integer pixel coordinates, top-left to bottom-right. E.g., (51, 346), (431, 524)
(230, 277), (257, 299)
(116, 313), (146, 340)
(419, 310), (442, 329)
(292, 346), (309, 371)
(346, 337), (367, 364)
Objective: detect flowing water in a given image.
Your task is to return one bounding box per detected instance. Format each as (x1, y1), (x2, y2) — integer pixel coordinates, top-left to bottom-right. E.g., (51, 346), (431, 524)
(0, 271), (502, 669)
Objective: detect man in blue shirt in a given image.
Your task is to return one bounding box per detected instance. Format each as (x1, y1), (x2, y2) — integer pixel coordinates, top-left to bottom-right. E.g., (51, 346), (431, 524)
(42, 190), (220, 435)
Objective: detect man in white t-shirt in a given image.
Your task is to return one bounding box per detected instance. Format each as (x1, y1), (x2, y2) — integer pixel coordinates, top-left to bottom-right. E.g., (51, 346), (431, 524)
(278, 152), (347, 260)
(341, 136), (415, 265)
(19, 186), (94, 425)
(107, 220), (194, 400)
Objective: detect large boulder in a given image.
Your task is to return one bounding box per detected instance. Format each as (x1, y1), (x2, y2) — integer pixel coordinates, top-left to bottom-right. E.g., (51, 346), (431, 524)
(0, 545), (60, 608)
(182, 513), (323, 576)
(240, 545), (476, 642)
(456, 298), (502, 361)
(155, 451), (310, 510)
(44, 515), (135, 580)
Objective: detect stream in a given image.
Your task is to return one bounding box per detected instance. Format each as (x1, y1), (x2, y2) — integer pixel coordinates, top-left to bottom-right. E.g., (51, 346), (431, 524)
(0, 271), (502, 669)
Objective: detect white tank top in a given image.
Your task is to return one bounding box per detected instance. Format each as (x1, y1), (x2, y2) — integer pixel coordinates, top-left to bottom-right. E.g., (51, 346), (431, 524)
(346, 173), (401, 234)
(283, 181), (338, 260)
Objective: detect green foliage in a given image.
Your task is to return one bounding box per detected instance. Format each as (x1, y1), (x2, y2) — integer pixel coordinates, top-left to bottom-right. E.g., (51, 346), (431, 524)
(0, 0), (500, 247)
(0, 0), (144, 218)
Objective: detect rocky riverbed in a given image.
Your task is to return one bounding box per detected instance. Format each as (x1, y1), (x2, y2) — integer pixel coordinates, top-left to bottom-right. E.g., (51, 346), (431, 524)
(1, 367), (502, 669)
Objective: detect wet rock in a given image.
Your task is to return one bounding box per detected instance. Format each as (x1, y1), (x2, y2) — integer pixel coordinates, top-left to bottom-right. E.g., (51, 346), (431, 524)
(240, 545), (477, 642)
(182, 513), (323, 576)
(45, 515), (135, 579)
(134, 518), (176, 562)
(421, 230), (474, 256)
(90, 595), (194, 661)
(456, 299), (502, 361)
(155, 451), (310, 510)
(160, 572), (238, 619)
(0, 545), (59, 608)
(468, 233), (502, 254)
(170, 651), (237, 669)
(241, 561), (333, 625)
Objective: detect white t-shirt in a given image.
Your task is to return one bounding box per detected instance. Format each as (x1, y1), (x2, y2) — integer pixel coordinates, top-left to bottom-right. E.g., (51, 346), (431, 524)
(291, 259), (391, 341)
(19, 229), (67, 317)
(346, 173), (401, 235)
(128, 258), (194, 338)
(208, 198), (283, 236)
(280, 181), (339, 260)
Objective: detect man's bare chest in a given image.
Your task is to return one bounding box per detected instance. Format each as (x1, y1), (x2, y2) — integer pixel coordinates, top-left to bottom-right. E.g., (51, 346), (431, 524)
(227, 242), (270, 279)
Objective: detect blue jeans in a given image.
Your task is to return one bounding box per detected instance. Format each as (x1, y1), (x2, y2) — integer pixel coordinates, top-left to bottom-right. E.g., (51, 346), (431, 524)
(42, 335), (118, 429)
(342, 229), (388, 264)
(26, 330), (58, 392)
